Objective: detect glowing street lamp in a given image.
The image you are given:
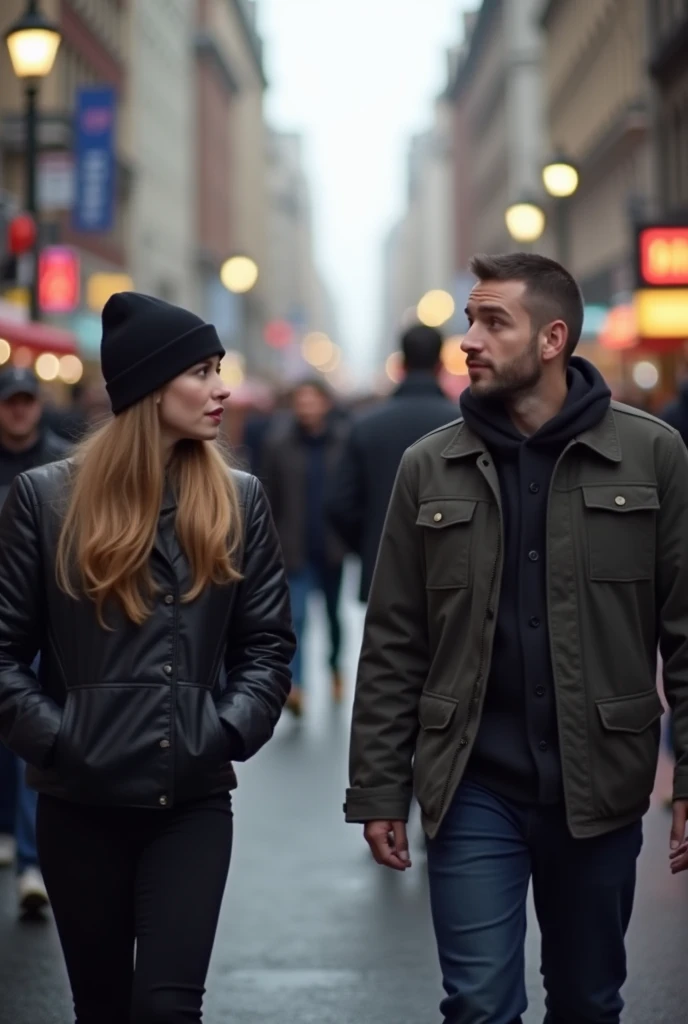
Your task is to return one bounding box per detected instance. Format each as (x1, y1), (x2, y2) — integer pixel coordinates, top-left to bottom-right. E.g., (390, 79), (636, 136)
(542, 155), (580, 199)
(5, 1), (62, 322)
(505, 200), (546, 244)
(220, 256), (258, 294)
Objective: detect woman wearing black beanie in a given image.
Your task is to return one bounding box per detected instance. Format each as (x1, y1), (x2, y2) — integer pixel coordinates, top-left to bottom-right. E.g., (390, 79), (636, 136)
(0, 292), (295, 1023)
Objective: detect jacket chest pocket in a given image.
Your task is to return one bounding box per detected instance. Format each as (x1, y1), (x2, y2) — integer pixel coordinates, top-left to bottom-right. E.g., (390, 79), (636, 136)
(416, 499), (477, 589)
(582, 484), (659, 582)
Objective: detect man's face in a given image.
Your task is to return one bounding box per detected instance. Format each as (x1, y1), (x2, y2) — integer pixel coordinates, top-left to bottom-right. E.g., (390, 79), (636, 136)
(292, 385), (331, 432)
(462, 278), (542, 400)
(0, 392), (42, 442)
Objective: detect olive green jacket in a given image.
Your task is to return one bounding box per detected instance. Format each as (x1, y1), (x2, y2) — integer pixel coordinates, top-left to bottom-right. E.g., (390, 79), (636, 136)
(345, 403), (688, 839)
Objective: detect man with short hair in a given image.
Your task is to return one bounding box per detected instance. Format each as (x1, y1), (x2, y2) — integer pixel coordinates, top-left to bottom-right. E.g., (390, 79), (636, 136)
(345, 253), (688, 1023)
(0, 366), (69, 917)
(327, 323), (457, 603)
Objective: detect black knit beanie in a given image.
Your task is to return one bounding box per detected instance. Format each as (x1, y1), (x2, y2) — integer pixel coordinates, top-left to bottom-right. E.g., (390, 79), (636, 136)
(101, 292), (225, 415)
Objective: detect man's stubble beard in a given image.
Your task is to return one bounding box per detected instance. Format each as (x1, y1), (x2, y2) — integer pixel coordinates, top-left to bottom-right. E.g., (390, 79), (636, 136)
(470, 332), (542, 402)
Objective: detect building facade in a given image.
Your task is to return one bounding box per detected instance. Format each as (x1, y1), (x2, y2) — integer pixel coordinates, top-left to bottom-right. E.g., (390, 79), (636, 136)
(647, 0), (688, 220)
(447, 0), (546, 261)
(0, 0), (132, 368)
(540, 0), (655, 304)
(128, 0), (195, 311)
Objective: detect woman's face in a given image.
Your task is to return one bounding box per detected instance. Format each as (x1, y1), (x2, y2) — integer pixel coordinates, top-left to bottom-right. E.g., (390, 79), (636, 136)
(159, 356), (230, 445)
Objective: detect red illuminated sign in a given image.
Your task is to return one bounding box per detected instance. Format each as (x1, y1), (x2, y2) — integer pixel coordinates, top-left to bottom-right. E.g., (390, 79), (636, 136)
(38, 246), (80, 313)
(637, 226), (688, 287)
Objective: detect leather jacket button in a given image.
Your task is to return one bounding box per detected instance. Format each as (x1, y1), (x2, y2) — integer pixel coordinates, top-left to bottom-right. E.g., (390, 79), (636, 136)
(159, 739), (170, 749)
(163, 664), (172, 675)
(159, 795), (168, 806)
(164, 594), (174, 605)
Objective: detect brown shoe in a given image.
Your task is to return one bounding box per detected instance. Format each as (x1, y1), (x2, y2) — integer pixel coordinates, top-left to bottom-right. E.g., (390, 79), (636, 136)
(286, 687), (303, 718)
(332, 671), (344, 703)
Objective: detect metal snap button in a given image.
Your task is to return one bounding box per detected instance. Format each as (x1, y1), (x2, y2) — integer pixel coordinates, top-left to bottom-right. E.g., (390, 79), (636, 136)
(159, 795), (168, 806)
(614, 495), (626, 506)
(164, 594), (174, 605)
(159, 739), (170, 749)
(433, 512), (443, 522)
(163, 664), (172, 675)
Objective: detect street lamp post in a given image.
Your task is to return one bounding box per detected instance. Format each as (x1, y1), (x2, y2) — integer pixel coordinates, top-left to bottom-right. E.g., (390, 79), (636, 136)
(542, 154), (579, 267)
(5, 0), (62, 322)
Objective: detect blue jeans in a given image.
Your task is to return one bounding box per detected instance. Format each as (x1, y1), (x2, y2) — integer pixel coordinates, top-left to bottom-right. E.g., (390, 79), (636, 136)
(288, 562), (343, 688)
(0, 744), (39, 874)
(0, 655), (40, 874)
(426, 780), (642, 1024)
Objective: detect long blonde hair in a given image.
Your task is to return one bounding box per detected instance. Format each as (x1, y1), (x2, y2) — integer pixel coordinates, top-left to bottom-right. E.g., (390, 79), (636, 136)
(56, 394), (243, 627)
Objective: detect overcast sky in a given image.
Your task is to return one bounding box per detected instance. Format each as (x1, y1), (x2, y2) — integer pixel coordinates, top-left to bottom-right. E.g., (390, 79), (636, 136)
(257, 0), (472, 375)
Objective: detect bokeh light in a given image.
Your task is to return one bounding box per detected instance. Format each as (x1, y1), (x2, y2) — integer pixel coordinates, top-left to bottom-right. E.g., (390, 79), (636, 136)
(441, 336), (468, 376)
(417, 290), (455, 328)
(220, 256), (258, 294)
(302, 332), (335, 368)
(0, 340), (11, 365)
(35, 352), (60, 381)
(220, 352), (245, 388)
(58, 354), (84, 384)
(505, 201), (546, 243)
(631, 361), (659, 390)
(385, 351), (403, 383)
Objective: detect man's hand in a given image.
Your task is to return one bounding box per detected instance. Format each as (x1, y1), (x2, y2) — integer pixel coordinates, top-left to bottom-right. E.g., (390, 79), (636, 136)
(669, 799), (688, 874)
(364, 820), (411, 871)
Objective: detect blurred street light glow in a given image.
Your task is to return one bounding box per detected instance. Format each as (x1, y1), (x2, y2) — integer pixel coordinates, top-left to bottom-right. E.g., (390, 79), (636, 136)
(0, 340), (10, 365)
(417, 290), (455, 328)
(302, 332), (336, 367)
(441, 336), (468, 376)
(5, 5), (61, 79)
(505, 201), (546, 243)
(220, 351), (245, 388)
(542, 158), (579, 199)
(220, 256), (258, 294)
(385, 351), (403, 384)
(35, 352), (60, 381)
(58, 354), (83, 384)
(318, 345), (342, 374)
(632, 361), (659, 390)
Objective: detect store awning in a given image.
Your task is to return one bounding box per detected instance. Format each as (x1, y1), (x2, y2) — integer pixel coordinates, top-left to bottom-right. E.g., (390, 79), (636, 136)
(0, 316), (78, 355)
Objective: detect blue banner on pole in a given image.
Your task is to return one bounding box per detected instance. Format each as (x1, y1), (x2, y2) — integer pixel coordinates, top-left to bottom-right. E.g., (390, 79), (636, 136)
(71, 85), (116, 233)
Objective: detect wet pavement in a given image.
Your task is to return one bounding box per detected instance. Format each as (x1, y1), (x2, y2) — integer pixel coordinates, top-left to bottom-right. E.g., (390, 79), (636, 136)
(1, 564), (687, 1022)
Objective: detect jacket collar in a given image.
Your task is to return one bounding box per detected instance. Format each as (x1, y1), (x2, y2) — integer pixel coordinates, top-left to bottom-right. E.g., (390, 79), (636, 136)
(393, 372), (446, 399)
(441, 406), (622, 463)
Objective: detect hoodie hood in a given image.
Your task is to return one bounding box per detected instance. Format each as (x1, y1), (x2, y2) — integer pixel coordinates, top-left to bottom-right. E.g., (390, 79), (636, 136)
(460, 356), (611, 454)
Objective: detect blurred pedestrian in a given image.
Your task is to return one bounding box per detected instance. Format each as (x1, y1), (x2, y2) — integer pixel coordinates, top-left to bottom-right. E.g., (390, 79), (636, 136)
(0, 366), (69, 918)
(345, 253), (688, 1024)
(327, 323), (457, 603)
(261, 378), (349, 715)
(0, 293), (294, 1024)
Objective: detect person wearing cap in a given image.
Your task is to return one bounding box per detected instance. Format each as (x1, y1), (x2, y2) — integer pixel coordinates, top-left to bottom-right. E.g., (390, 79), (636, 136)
(0, 293), (295, 1024)
(0, 365), (70, 918)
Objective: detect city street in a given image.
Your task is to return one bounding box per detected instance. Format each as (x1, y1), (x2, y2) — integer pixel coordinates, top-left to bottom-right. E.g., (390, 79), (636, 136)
(1, 564), (687, 1023)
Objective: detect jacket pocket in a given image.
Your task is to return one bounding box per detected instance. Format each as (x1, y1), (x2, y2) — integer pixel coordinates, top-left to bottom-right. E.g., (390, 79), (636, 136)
(175, 684), (230, 777)
(413, 692), (460, 821)
(582, 484), (658, 582)
(54, 684), (171, 801)
(416, 499), (477, 590)
(591, 688), (663, 818)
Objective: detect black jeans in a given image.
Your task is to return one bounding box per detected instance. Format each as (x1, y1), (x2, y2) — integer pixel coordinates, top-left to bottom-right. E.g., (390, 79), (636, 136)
(426, 781), (642, 1024)
(36, 792), (233, 1024)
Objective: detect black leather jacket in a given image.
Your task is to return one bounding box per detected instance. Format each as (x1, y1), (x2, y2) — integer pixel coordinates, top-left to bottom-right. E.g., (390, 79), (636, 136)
(0, 460), (295, 809)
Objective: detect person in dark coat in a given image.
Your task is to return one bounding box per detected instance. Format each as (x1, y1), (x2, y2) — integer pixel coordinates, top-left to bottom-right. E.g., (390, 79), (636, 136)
(261, 378), (349, 715)
(326, 324), (458, 602)
(0, 293), (294, 1024)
